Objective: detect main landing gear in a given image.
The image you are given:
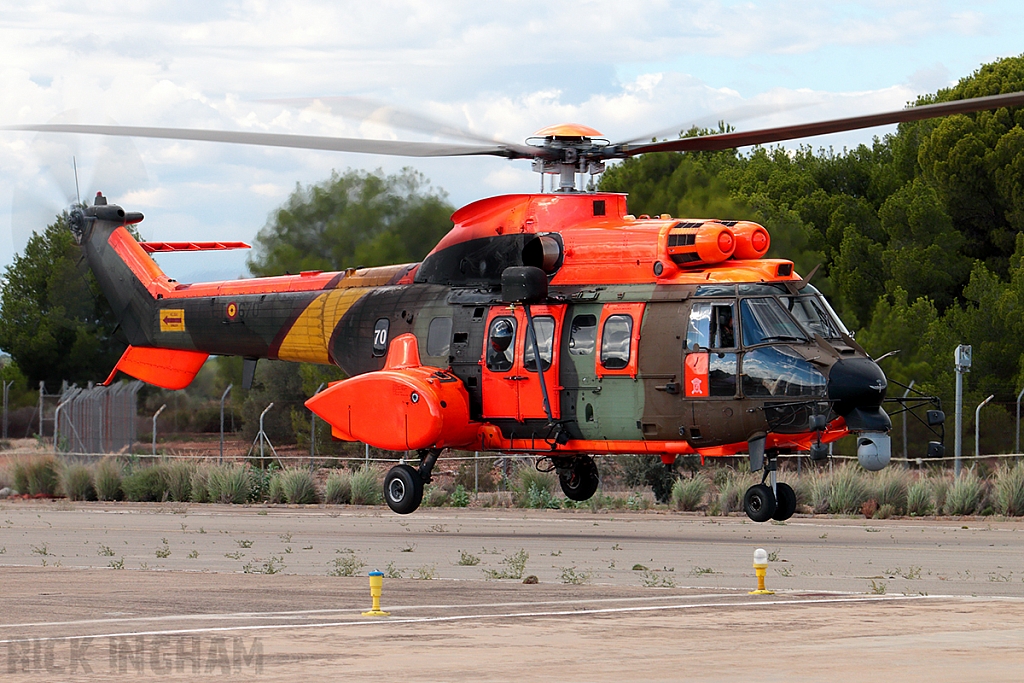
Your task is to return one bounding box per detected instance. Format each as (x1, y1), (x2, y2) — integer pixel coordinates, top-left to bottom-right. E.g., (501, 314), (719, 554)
(384, 449), (440, 515)
(743, 439), (796, 523)
(555, 455), (600, 502)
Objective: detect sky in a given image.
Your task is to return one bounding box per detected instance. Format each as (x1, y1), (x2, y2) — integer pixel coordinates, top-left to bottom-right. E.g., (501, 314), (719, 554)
(1, 1), (1022, 283)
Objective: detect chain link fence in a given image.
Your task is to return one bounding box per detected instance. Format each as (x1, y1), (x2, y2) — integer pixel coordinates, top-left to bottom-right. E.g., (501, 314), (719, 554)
(55, 381), (144, 454)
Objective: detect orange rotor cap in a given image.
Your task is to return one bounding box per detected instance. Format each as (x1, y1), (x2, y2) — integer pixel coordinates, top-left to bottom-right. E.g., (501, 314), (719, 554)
(532, 123), (604, 138)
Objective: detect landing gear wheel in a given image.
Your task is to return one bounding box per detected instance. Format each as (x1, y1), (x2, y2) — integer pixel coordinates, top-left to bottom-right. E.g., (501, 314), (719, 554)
(772, 482), (797, 521)
(743, 484), (777, 523)
(559, 456), (600, 501)
(384, 464), (424, 515)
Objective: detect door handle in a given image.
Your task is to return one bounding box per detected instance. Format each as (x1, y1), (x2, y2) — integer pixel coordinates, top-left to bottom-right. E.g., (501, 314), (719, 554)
(503, 375), (529, 381)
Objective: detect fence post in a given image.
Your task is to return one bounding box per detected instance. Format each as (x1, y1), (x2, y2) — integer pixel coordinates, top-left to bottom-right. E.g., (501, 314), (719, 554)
(219, 384), (233, 464)
(152, 404), (167, 456)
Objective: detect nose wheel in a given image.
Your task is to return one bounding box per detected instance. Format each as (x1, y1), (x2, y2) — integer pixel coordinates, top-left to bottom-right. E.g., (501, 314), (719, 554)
(557, 455), (600, 501)
(743, 450), (797, 522)
(383, 448), (440, 515)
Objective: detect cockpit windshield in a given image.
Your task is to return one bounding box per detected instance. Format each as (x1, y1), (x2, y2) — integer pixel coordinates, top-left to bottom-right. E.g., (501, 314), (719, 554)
(740, 297), (808, 346)
(778, 294), (846, 339)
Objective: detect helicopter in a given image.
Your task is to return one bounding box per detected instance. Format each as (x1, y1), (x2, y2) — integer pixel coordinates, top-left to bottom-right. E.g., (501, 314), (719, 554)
(7, 89), (1023, 521)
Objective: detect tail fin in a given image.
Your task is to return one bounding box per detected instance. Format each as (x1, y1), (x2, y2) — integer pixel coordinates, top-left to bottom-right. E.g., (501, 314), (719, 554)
(76, 194), (171, 347)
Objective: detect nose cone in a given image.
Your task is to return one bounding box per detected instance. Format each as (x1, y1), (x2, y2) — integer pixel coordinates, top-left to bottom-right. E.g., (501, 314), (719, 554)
(827, 358), (887, 413)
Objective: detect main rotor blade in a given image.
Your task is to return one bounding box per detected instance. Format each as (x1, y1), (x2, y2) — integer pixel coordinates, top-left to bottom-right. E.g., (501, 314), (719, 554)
(615, 100), (819, 147)
(261, 96), (511, 147)
(615, 90), (1024, 156)
(2, 124), (536, 159)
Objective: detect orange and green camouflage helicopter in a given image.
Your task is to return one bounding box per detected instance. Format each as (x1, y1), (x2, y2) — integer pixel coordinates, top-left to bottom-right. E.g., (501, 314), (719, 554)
(8, 89), (1024, 520)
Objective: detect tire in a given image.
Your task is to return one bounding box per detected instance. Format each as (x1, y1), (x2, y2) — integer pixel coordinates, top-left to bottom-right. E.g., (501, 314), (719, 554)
(743, 484), (777, 523)
(383, 464), (424, 515)
(559, 456), (600, 502)
(772, 482), (797, 521)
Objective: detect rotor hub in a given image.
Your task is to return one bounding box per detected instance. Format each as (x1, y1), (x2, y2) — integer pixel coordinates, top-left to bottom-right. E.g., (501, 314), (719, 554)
(526, 124), (608, 193)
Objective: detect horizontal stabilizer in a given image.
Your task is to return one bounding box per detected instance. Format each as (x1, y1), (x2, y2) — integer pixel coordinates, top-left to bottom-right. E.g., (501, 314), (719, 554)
(138, 241), (251, 253)
(103, 345), (209, 390)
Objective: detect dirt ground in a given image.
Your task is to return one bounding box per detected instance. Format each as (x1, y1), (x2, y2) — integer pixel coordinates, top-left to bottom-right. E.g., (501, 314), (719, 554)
(0, 503), (1022, 681)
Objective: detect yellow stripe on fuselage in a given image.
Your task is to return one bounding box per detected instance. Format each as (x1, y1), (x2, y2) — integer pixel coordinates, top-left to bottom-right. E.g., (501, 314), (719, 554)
(276, 288), (369, 365)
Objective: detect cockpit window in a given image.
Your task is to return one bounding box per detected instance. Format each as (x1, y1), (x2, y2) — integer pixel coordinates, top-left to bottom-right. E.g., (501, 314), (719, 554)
(523, 316), (555, 372)
(686, 302), (736, 349)
(740, 298), (808, 346)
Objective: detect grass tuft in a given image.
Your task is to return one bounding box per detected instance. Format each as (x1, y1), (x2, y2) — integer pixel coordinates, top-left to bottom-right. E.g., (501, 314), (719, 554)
(993, 462), (1024, 516)
(943, 471), (986, 516)
(60, 463), (95, 501)
(208, 464), (252, 504)
(164, 461), (193, 502)
(277, 468), (318, 504)
(324, 471), (352, 504)
(671, 475), (708, 511)
(94, 458), (123, 501)
(349, 467), (381, 505)
(122, 465), (169, 502)
(907, 480), (933, 516)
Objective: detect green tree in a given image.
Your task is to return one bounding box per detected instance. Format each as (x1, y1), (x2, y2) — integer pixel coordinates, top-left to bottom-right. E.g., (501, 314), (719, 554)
(248, 167), (455, 276)
(0, 214), (124, 390)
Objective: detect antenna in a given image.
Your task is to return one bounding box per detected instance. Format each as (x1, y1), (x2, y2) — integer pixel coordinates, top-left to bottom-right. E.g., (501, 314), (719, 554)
(72, 156), (81, 206)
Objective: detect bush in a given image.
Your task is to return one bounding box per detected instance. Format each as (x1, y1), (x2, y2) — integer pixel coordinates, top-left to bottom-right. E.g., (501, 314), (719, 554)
(15, 456), (60, 496)
(450, 484), (470, 507)
(164, 461), (193, 502)
(671, 475), (708, 511)
(122, 465), (170, 502)
(621, 455), (675, 504)
(929, 475), (950, 512)
(521, 482), (560, 509)
(267, 474), (285, 503)
(872, 468), (910, 515)
(717, 473), (749, 514)
(423, 485), (449, 507)
(516, 465), (557, 498)
(60, 463), (96, 501)
(278, 468), (318, 504)
(95, 458), (124, 501)
(324, 471), (352, 504)
(907, 480), (933, 516)
(455, 456), (496, 492)
(207, 464), (251, 504)
(825, 464), (870, 514)
(190, 466), (211, 503)
(993, 463), (1024, 516)
(943, 471), (986, 516)
(349, 466), (381, 505)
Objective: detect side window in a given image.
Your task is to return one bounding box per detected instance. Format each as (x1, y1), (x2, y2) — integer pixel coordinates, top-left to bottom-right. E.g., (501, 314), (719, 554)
(426, 317), (453, 357)
(523, 316), (555, 372)
(686, 302), (735, 349)
(486, 317), (516, 372)
(568, 314), (597, 355)
(600, 314), (633, 370)
(372, 318), (390, 357)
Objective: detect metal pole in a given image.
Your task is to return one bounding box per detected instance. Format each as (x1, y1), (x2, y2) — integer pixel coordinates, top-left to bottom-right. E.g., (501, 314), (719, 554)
(219, 384), (233, 464)
(475, 451), (479, 495)
(152, 404), (166, 456)
(259, 403), (274, 469)
(38, 380), (44, 439)
(1015, 387), (1024, 456)
(902, 380), (915, 466)
(954, 345), (971, 478)
(53, 399), (70, 450)
(975, 395), (995, 460)
(2, 382), (11, 440)
(365, 443), (369, 467)
(311, 383), (325, 464)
